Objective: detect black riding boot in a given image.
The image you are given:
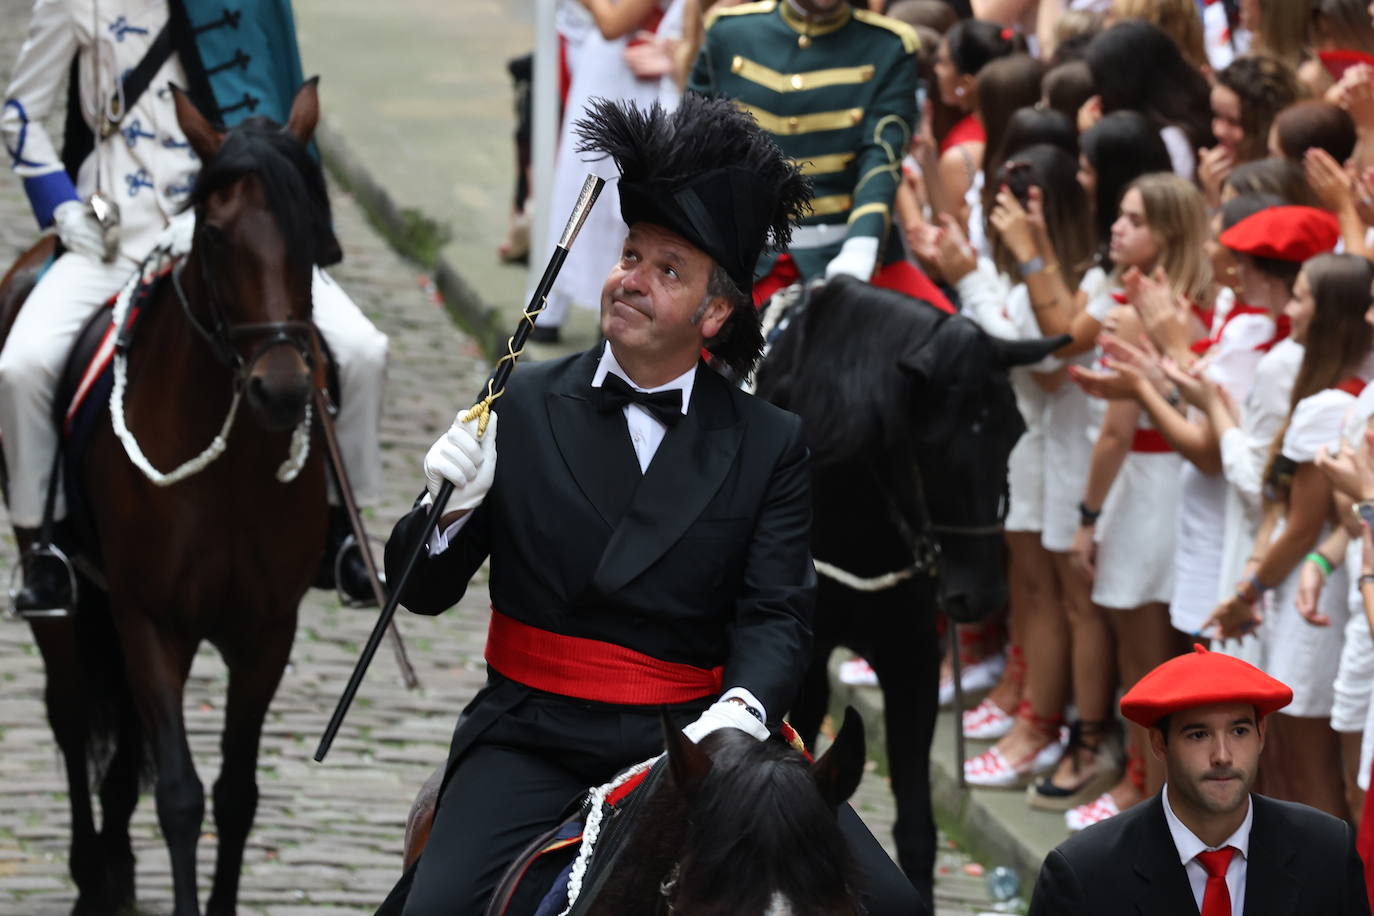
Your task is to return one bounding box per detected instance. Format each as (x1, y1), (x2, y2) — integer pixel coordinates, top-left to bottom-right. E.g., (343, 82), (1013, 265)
(314, 506), (378, 606)
(11, 526), (75, 619)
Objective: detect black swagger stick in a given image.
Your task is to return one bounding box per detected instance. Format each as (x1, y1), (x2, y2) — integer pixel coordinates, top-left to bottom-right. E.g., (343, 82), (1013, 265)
(314, 175), (605, 762)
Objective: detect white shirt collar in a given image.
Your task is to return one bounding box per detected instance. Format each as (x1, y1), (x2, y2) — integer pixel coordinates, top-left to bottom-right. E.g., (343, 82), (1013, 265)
(1161, 783), (1254, 866)
(591, 342), (696, 415)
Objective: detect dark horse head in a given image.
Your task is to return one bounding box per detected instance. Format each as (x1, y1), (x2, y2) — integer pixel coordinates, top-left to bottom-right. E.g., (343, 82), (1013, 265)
(172, 80), (341, 431)
(575, 709), (868, 915)
(755, 276), (1065, 622)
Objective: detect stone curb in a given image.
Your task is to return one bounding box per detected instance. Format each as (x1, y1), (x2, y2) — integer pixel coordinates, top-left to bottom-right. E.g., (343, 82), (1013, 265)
(315, 120), (507, 359)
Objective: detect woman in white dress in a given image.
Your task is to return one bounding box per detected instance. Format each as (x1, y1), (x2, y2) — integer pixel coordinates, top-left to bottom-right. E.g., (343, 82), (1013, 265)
(946, 146), (1106, 791)
(1064, 192), (1291, 829)
(1207, 250), (1374, 820)
(1050, 175), (1213, 819)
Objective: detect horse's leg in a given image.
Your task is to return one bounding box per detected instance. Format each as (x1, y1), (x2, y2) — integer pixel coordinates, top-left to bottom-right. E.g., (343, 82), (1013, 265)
(29, 621), (106, 913)
(867, 584), (939, 908)
(96, 683), (143, 911)
(118, 615), (204, 916)
(206, 631), (293, 916)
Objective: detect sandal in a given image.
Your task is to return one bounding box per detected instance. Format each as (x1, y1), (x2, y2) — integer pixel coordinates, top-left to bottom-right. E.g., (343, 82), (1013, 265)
(964, 704), (1064, 788)
(963, 697), (1015, 740)
(1026, 719), (1123, 811)
(1065, 792), (1120, 831)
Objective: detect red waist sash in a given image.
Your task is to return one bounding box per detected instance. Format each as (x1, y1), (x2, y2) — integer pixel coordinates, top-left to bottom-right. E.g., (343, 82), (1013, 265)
(1131, 428), (1173, 453)
(485, 608), (724, 705)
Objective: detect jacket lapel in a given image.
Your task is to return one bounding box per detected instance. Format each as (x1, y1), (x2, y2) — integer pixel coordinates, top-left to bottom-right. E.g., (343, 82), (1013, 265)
(1242, 796), (1299, 916)
(1133, 794), (1205, 915)
(545, 349), (643, 529)
(590, 364), (743, 597)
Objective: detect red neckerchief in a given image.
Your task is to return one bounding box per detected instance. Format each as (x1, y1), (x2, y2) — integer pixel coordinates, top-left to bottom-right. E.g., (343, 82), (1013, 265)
(1336, 377), (1368, 397)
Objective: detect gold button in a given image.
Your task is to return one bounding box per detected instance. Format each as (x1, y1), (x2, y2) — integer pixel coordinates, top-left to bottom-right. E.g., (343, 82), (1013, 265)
(731, 55), (743, 74)
(798, 34), (811, 48)
(788, 116), (800, 131)
(862, 66), (874, 81)
(790, 74), (804, 90)
(850, 108), (862, 124)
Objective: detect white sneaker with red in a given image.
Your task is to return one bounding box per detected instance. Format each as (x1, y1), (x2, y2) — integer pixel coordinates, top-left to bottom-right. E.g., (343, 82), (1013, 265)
(963, 697), (1015, 740)
(1065, 792), (1121, 831)
(838, 657), (878, 687)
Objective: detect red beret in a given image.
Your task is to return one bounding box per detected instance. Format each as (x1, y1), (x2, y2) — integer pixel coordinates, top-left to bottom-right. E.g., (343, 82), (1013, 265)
(1219, 206), (1340, 263)
(1119, 644), (1293, 728)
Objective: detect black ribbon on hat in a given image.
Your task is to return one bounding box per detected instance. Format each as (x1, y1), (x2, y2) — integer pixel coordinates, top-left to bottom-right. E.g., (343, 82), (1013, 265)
(595, 373), (683, 426)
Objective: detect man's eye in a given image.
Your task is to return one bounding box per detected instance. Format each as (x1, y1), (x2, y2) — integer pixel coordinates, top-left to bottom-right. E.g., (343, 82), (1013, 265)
(664, 266), (678, 279)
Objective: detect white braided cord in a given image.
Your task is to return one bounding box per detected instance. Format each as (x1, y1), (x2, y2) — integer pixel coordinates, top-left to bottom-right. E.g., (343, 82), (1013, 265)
(108, 237), (313, 487)
(813, 558), (920, 592)
(558, 753), (662, 915)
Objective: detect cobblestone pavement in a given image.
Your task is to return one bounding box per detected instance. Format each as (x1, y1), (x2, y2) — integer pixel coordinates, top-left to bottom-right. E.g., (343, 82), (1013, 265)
(0, 3), (1009, 913)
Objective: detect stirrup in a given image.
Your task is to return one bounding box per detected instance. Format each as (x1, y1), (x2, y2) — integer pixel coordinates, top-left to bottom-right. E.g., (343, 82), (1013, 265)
(8, 542), (78, 619)
(334, 531), (386, 608)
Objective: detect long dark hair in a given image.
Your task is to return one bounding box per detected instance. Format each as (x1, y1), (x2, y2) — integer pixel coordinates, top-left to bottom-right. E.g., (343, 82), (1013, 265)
(992, 144), (1095, 287)
(946, 19), (1027, 76)
(981, 107), (1075, 247)
(1080, 111), (1172, 258)
(1215, 55), (1301, 163)
(1264, 253), (1374, 496)
(1085, 20), (1213, 153)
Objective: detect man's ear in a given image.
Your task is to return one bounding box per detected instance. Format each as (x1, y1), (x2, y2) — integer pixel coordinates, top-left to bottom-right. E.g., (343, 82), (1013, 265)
(697, 296), (733, 339)
(1147, 724), (1168, 763)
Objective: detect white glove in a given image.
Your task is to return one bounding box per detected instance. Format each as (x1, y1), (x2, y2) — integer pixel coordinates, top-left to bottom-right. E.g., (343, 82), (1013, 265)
(423, 411), (497, 510)
(53, 200), (107, 261)
(824, 235), (879, 281)
(681, 699), (769, 744)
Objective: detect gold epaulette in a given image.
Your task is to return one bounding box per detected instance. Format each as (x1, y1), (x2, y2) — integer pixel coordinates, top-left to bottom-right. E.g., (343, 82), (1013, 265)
(706, 0), (777, 29)
(851, 9), (920, 54)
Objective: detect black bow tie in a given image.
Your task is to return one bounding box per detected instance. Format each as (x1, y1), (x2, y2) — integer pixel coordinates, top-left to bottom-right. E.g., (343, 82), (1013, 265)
(595, 373), (684, 426)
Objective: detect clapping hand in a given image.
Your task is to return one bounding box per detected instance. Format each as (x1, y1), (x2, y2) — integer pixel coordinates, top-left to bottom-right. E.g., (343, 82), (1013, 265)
(1124, 266), (1192, 357)
(1201, 591), (1262, 640)
(1314, 425), (1374, 501)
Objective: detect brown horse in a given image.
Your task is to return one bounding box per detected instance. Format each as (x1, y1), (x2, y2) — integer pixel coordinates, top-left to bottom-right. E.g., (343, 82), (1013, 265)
(0, 82), (333, 916)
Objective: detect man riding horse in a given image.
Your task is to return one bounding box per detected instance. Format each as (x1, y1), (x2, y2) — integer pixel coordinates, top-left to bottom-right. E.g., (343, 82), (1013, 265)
(0, 0), (387, 614)
(378, 93), (926, 915)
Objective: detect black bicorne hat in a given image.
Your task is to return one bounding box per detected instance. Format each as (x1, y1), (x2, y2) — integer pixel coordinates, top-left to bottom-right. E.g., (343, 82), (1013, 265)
(574, 94), (812, 296)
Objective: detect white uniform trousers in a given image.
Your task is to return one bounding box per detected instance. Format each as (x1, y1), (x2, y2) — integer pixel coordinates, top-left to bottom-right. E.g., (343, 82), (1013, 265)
(0, 252), (386, 527)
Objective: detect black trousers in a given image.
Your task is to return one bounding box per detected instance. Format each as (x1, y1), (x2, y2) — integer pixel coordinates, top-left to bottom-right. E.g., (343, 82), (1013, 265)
(395, 688), (926, 916)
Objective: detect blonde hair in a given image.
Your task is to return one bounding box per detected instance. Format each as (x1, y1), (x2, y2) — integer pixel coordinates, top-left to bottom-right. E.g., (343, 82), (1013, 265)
(1255, 0), (1315, 69)
(1122, 173), (1214, 304)
(1111, 0), (1208, 71)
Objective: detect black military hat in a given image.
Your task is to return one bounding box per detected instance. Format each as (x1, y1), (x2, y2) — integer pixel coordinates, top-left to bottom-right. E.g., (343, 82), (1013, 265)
(575, 94), (811, 297)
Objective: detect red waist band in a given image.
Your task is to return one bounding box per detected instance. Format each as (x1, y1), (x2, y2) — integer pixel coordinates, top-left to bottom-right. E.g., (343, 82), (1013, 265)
(1131, 428), (1173, 453)
(484, 608), (724, 705)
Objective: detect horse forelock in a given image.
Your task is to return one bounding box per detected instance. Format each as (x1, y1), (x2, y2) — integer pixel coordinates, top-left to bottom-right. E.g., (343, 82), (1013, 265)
(754, 276), (943, 470)
(674, 731), (861, 916)
(187, 117), (338, 272)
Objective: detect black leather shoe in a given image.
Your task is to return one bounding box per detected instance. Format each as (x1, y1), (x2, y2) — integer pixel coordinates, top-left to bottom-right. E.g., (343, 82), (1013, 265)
(10, 530), (75, 619)
(315, 507), (380, 606)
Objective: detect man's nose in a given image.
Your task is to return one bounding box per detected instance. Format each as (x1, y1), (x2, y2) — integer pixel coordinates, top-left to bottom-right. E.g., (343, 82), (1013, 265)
(1212, 735), (1235, 767)
(621, 260), (648, 293)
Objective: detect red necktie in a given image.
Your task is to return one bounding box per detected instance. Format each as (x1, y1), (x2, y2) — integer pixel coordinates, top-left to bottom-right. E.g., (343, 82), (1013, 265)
(1195, 846), (1237, 916)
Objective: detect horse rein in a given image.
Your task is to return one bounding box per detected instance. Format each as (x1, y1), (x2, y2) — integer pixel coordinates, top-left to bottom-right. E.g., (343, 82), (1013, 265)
(171, 226), (317, 389)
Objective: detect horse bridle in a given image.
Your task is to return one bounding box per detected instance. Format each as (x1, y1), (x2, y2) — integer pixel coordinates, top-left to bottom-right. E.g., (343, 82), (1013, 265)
(170, 224), (318, 387)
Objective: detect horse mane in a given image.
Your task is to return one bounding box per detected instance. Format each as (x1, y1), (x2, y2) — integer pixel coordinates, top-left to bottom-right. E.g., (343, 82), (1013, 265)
(674, 730), (861, 916)
(186, 115), (341, 270)
(754, 276), (946, 469)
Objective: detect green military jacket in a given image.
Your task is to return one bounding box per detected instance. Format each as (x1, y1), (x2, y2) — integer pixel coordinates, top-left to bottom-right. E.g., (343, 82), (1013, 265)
(688, 0), (918, 282)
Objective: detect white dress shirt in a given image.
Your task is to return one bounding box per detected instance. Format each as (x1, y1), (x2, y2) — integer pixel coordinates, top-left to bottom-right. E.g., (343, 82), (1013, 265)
(427, 343), (766, 719)
(1161, 785), (1254, 916)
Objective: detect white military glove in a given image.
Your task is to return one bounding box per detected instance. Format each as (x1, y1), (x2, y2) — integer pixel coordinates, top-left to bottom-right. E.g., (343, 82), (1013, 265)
(52, 200), (107, 261)
(423, 411), (497, 510)
(682, 699), (769, 744)
(824, 235), (879, 282)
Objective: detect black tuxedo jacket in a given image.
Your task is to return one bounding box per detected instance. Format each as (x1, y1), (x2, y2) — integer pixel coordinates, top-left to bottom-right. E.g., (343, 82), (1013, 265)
(1028, 792), (1369, 916)
(385, 348), (816, 718)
